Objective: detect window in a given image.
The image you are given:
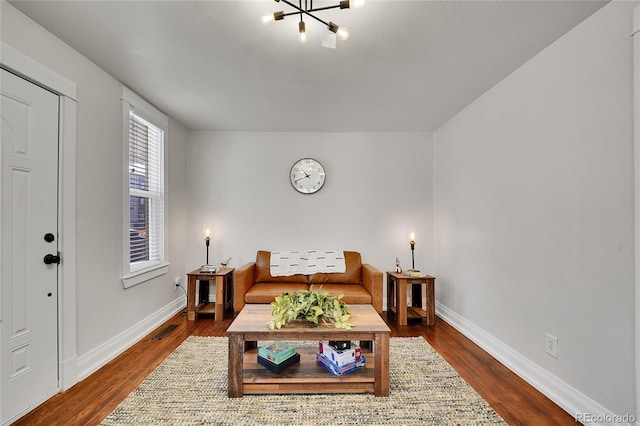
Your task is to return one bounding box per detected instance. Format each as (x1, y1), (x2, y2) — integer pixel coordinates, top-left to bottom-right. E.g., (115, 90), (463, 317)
(121, 87), (168, 287)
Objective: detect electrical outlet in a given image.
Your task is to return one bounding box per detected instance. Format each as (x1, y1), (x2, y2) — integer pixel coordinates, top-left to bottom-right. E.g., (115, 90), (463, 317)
(174, 276), (182, 290)
(545, 333), (558, 358)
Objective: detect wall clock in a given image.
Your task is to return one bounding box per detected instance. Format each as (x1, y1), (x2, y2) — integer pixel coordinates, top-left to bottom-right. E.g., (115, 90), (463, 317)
(289, 158), (326, 194)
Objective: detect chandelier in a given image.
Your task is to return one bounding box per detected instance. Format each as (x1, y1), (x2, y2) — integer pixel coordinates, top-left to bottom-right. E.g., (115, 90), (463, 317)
(262, 0), (365, 44)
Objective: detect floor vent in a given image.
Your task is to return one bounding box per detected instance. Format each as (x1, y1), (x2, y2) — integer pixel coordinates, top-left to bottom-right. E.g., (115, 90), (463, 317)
(153, 324), (178, 340)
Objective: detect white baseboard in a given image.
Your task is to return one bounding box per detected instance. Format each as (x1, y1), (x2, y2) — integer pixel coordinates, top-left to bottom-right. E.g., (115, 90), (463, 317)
(77, 297), (186, 381)
(436, 301), (633, 426)
(59, 353), (78, 391)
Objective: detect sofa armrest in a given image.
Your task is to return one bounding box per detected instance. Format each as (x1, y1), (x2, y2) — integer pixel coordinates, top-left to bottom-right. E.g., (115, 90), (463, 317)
(362, 263), (383, 314)
(233, 262), (256, 313)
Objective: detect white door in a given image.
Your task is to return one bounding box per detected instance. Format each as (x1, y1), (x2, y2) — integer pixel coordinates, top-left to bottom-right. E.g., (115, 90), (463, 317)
(1, 69), (59, 424)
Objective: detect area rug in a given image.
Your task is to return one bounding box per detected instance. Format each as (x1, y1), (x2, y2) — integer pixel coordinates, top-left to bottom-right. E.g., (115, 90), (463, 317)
(102, 337), (506, 425)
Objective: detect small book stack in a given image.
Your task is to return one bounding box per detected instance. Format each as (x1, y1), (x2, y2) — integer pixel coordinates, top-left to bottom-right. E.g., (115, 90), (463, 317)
(403, 270), (424, 277)
(257, 341), (300, 373)
(316, 341), (365, 376)
(199, 265), (217, 273)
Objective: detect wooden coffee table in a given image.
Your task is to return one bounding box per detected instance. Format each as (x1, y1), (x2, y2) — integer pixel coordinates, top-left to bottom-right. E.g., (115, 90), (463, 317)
(226, 304), (390, 397)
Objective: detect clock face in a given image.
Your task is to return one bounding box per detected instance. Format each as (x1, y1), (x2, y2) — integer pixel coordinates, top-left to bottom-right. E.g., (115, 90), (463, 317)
(290, 158), (326, 194)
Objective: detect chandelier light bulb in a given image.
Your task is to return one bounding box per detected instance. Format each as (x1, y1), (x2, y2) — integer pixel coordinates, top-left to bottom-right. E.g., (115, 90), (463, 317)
(298, 21), (307, 43)
(337, 27), (350, 40)
(262, 11), (284, 24)
(351, 0), (365, 9)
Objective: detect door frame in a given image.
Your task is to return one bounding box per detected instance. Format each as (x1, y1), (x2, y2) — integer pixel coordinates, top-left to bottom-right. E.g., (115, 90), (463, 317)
(1, 43), (78, 393)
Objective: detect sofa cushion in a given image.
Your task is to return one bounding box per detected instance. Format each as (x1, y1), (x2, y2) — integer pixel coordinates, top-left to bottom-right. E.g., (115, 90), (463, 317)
(312, 284), (372, 305)
(244, 283), (310, 304)
(309, 251), (362, 284)
(255, 250), (308, 283)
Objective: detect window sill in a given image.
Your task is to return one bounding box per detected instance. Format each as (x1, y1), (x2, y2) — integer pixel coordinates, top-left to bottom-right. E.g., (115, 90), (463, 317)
(121, 262), (169, 288)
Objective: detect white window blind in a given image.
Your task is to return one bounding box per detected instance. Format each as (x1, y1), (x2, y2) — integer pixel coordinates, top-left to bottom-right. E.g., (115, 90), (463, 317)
(128, 111), (165, 270)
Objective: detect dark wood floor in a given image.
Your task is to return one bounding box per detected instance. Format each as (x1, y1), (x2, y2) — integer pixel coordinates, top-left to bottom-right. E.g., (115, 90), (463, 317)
(15, 309), (578, 425)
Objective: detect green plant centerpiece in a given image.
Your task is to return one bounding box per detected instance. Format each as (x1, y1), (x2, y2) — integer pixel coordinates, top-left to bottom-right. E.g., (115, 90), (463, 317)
(267, 286), (354, 330)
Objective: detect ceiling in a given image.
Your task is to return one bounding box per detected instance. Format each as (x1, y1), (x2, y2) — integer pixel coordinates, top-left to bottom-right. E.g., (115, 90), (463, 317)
(9, 0), (608, 132)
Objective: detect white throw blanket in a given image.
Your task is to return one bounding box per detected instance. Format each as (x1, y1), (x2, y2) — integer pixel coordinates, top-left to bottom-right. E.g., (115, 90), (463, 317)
(270, 250), (346, 276)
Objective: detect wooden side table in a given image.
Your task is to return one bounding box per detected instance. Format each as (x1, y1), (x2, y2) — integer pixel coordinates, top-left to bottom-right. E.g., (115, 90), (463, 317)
(386, 271), (436, 325)
(187, 267), (234, 321)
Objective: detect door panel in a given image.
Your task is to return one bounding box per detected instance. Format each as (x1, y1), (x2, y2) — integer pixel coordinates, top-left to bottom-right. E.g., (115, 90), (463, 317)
(1, 69), (59, 423)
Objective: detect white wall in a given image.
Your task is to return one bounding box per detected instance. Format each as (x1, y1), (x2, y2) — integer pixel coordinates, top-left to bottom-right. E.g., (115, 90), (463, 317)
(434, 0), (637, 418)
(1, 2), (190, 372)
(187, 131), (434, 296)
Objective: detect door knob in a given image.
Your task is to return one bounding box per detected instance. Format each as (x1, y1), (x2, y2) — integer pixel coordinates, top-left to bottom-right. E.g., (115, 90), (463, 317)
(43, 253), (61, 265)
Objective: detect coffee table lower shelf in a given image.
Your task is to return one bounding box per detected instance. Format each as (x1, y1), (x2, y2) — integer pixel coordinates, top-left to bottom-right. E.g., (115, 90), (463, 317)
(242, 346), (376, 395)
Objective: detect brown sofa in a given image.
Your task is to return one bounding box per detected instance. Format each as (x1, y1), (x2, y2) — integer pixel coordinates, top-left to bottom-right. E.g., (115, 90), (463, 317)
(234, 250), (383, 314)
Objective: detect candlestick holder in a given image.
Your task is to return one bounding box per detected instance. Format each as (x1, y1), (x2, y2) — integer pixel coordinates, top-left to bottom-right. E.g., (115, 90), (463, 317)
(409, 239), (416, 271)
(205, 236), (210, 265)
(408, 229), (419, 272)
(200, 224), (216, 274)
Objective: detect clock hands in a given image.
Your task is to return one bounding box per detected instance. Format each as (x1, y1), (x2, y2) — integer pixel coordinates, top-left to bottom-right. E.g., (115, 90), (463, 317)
(294, 169), (312, 183)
